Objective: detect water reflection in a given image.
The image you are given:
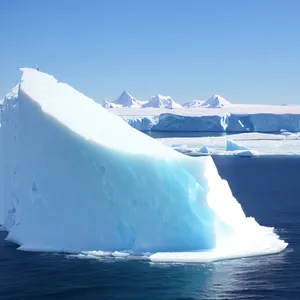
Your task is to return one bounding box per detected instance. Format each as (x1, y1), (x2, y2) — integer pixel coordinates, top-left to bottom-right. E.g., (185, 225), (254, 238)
(149, 250), (290, 299)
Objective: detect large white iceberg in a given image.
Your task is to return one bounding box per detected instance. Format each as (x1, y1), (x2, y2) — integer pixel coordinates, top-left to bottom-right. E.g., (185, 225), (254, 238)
(0, 68), (287, 262)
(122, 112), (300, 132)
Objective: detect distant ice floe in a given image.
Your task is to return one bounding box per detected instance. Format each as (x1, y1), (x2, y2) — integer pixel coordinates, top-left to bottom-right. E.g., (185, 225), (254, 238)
(104, 91), (142, 108)
(159, 132), (300, 156)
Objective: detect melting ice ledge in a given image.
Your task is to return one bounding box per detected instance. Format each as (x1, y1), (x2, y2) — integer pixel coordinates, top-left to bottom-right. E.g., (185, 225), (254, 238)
(0, 69), (287, 263)
(109, 107), (300, 133)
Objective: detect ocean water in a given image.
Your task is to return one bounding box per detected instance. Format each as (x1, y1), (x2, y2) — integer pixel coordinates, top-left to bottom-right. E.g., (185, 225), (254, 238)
(1, 155), (299, 299)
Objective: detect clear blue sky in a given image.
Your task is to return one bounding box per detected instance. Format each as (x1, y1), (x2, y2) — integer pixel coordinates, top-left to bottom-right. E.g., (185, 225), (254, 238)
(1, 0), (299, 104)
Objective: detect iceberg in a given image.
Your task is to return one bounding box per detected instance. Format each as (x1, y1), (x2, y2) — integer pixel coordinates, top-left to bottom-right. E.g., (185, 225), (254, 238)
(226, 139), (250, 151)
(197, 145), (210, 154)
(121, 112), (300, 132)
(0, 68), (287, 262)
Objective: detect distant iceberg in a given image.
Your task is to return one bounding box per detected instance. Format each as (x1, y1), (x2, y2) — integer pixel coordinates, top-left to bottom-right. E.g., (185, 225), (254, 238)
(122, 112), (300, 132)
(0, 68), (287, 262)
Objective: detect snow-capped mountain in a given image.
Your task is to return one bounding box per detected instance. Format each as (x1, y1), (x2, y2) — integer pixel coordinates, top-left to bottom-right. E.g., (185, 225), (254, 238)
(113, 90), (141, 108)
(201, 95), (232, 108)
(182, 100), (204, 108)
(142, 94), (181, 109)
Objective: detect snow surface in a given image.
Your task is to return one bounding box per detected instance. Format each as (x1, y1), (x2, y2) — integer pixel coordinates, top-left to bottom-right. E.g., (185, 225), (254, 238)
(0, 68), (287, 262)
(201, 95), (232, 108)
(142, 94), (181, 109)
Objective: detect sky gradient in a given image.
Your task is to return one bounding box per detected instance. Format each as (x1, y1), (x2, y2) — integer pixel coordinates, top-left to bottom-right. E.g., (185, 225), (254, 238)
(1, 0), (300, 105)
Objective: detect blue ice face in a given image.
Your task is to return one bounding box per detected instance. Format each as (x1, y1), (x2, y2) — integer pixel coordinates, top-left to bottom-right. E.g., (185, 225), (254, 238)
(3, 93), (217, 253)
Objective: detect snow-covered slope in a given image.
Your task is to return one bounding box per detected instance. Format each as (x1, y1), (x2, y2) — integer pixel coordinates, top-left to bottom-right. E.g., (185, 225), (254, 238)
(182, 100), (204, 108)
(0, 68), (286, 262)
(201, 95), (232, 108)
(142, 94), (181, 109)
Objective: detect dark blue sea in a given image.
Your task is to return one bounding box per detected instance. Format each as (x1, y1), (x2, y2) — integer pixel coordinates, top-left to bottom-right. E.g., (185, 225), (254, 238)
(1, 155), (300, 299)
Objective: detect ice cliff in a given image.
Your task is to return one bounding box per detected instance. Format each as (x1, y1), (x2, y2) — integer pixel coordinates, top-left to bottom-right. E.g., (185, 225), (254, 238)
(124, 112), (300, 132)
(0, 68), (287, 262)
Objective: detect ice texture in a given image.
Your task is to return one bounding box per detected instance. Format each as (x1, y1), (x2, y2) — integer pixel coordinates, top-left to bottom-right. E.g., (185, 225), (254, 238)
(0, 69), (287, 262)
(111, 109), (300, 132)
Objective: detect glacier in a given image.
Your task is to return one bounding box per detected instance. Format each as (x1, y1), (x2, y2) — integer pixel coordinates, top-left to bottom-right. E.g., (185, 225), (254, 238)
(112, 109), (300, 132)
(0, 68), (287, 262)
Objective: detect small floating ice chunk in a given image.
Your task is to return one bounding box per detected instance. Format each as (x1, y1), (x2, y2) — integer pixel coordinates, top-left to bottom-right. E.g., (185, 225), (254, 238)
(226, 139), (250, 151)
(112, 251), (131, 257)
